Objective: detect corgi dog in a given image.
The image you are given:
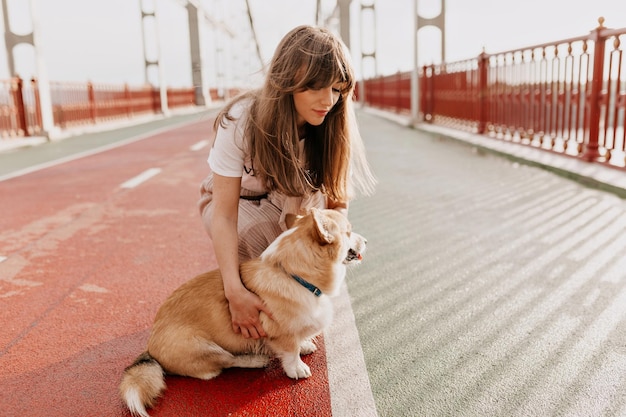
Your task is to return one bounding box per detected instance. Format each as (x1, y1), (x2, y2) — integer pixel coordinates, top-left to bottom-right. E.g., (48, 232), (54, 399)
(119, 208), (367, 417)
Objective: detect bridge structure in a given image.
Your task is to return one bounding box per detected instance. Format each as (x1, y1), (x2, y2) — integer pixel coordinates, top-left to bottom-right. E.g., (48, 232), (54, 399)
(2, 2), (626, 417)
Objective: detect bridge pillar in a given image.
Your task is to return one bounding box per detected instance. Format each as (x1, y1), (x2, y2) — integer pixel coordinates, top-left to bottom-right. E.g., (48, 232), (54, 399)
(412, 0), (446, 125)
(140, 0), (169, 115)
(336, 0), (352, 49)
(186, 3), (208, 106)
(2, 0), (56, 138)
(359, 1), (377, 77)
(357, 1), (377, 106)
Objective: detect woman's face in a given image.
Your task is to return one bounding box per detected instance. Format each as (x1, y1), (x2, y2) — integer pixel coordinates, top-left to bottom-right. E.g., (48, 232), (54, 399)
(293, 84), (342, 127)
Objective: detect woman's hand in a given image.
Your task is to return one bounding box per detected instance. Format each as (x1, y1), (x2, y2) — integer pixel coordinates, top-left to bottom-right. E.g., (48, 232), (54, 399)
(211, 173), (273, 339)
(226, 286), (274, 339)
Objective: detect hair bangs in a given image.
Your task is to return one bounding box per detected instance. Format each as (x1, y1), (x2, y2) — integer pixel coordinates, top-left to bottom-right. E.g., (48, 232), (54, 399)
(295, 38), (354, 95)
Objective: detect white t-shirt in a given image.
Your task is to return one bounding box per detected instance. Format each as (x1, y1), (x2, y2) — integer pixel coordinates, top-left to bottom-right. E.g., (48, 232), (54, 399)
(208, 99), (267, 194)
(206, 99), (326, 230)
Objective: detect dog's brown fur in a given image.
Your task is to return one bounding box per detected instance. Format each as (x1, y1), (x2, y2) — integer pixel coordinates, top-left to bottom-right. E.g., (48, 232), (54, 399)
(119, 208), (366, 417)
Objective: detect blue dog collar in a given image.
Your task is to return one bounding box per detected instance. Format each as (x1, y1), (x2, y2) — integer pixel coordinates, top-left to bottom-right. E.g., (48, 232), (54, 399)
(291, 274), (322, 297)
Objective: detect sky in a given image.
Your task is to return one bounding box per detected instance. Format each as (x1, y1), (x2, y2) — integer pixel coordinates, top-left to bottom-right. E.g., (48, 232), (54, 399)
(1, 0), (625, 89)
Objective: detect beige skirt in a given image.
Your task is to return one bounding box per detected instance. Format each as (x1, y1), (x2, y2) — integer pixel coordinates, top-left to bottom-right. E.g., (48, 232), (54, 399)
(198, 173), (325, 262)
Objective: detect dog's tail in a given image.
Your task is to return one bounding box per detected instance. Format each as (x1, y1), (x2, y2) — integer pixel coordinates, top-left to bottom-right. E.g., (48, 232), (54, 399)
(119, 351), (166, 417)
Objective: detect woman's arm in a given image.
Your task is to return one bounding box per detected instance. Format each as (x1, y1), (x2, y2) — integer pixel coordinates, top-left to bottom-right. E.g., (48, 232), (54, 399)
(211, 173), (272, 339)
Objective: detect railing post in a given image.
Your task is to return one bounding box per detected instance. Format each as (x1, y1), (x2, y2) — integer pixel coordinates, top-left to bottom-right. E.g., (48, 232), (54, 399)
(152, 87), (161, 114)
(582, 17), (606, 161)
(11, 76), (29, 136)
(477, 50), (489, 134)
(87, 81), (96, 124)
(31, 77), (43, 133)
(420, 65), (427, 121)
(124, 83), (132, 117)
(396, 72), (402, 113)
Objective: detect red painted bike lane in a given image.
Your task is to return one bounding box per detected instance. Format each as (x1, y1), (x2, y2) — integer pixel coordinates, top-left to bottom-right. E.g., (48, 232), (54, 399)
(0, 119), (333, 417)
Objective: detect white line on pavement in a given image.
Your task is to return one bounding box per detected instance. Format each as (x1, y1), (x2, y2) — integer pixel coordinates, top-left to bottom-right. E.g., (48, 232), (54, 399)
(0, 118), (206, 183)
(120, 168), (162, 189)
(190, 140), (210, 151)
(325, 282), (379, 417)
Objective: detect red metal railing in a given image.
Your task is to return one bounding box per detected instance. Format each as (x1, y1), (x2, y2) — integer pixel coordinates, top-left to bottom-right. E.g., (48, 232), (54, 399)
(0, 79), (206, 138)
(49, 81), (169, 128)
(358, 72), (412, 115)
(0, 77), (41, 137)
(360, 19), (626, 170)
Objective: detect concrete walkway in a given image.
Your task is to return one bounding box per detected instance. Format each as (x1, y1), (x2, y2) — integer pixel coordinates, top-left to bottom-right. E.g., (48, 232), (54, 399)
(349, 109), (626, 416)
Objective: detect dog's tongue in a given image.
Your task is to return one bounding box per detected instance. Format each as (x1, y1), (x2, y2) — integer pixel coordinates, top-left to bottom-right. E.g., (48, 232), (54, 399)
(357, 253), (363, 260)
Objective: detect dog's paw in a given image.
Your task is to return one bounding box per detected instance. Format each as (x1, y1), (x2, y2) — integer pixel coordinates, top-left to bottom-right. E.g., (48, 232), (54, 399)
(282, 356), (312, 379)
(300, 340), (317, 355)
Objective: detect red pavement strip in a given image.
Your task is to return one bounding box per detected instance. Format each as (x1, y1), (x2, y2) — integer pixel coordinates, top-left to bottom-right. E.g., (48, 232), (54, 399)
(0, 119), (376, 417)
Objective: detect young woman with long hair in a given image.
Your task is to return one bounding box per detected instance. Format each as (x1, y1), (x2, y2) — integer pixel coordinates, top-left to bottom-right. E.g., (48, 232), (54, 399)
(198, 24), (376, 340)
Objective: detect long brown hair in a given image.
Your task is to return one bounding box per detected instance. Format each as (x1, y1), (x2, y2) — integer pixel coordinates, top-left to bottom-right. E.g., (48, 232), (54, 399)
(215, 25), (375, 202)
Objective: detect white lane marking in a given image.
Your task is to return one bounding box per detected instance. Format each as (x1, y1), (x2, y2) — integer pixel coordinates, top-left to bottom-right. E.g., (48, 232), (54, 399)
(325, 282), (379, 417)
(0, 256), (7, 263)
(78, 283), (110, 293)
(0, 117), (209, 183)
(120, 168), (162, 189)
(190, 140), (210, 151)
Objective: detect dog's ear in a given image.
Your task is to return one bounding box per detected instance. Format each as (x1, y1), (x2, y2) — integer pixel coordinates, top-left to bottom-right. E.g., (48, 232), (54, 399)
(311, 208), (336, 244)
(284, 213), (302, 229)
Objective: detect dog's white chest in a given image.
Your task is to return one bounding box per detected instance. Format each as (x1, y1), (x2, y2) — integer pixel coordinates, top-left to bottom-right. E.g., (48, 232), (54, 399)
(311, 297), (334, 328)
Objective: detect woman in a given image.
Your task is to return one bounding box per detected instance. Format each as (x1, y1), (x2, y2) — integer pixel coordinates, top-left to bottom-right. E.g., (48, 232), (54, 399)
(198, 24), (376, 340)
